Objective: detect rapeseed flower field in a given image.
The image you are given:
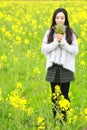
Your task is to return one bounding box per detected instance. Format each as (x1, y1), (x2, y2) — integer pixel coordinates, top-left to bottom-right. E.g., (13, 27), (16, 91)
(0, 1), (87, 130)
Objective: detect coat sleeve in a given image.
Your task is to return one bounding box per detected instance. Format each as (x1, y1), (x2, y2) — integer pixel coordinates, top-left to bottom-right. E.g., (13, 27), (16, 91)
(60, 34), (79, 56)
(41, 30), (59, 55)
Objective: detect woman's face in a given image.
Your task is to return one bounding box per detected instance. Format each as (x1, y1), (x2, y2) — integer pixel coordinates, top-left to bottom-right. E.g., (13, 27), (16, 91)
(55, 12), (65, 25)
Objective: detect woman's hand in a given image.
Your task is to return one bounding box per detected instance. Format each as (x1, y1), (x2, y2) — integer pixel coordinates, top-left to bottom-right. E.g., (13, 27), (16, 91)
(56, 33), (64, 42)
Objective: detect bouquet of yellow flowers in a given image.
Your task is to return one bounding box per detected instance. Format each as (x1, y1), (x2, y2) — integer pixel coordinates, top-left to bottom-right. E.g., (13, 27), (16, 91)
(52, 24), (66, 34)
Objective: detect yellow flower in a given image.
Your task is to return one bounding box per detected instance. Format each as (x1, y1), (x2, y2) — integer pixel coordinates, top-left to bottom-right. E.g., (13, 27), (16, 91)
(16, 82), (22, 89)
(33, 67), (41, 75)
(38, 126), (45, 130)
(9, 89), (27, 111)
(0, 90), (2, 95)
(53, 93), (57, 100)
(85, 116), (87, 121)
(0, 97), (2, 101)
(84, 108), (87, 115)
(9, 94), (27, 110)
(27, 107), (34, 116)
(37, 117), (45, 130)
(1, 54), (7, 62)
(1, 26), (6, 32)
(37, 117), (44, 125)
(5, 31), (12, 39)
(73, 115), (78, 122)
(24, 39), (29, 44)
(80, 111), (84, 117)
(59, 98), (70, 111)
(31, 19), (37, 25)
(0, 11), (3, 19)
(77, 38), (81, 45)
(5, 15), (12, 22)
(81, 31), (86, 37)
(55, 85), (61, 95)
(82, 108), (87, 121)
(80, 52), (85, 57)
(80, 60), (85, 66)
(16, 36), (21, 42)
(68, 92), (72, 98)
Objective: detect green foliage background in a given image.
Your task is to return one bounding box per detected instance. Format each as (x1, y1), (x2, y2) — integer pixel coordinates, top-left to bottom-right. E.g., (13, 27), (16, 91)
(0, 1), (87, 130)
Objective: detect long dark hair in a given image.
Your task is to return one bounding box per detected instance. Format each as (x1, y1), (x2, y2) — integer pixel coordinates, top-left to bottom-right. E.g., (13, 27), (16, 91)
(48, 8), (76, 44)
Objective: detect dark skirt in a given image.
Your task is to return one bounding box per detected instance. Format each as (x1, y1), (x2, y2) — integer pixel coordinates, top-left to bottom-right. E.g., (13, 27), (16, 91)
(46, 64), (74, 83)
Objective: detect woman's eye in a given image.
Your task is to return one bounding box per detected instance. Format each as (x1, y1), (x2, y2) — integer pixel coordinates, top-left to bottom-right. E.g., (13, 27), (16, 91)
(56, 17), (64, 20)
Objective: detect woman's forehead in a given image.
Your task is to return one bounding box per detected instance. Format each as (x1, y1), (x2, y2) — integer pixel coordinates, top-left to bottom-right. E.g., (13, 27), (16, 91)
(56, 12), (65, 17)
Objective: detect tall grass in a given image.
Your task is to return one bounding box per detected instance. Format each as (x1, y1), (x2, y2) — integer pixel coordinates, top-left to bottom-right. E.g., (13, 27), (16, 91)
(0, 1), (87, 130)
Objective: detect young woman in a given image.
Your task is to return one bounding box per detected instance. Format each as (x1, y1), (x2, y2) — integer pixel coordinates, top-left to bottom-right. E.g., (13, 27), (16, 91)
(41, 8), (78, 121)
